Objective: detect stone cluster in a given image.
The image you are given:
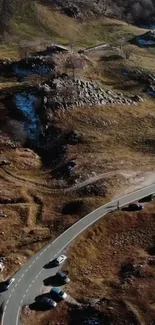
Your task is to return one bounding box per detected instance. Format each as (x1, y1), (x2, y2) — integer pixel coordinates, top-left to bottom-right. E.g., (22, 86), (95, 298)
(40, 76), (143, 112)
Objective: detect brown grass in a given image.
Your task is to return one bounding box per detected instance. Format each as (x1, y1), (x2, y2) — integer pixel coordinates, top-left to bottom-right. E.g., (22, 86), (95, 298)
(54, 98), (155, 176)
(22, 202), (155, 325)
(1, 12), (155, 324)
(1, 36), (155, 280)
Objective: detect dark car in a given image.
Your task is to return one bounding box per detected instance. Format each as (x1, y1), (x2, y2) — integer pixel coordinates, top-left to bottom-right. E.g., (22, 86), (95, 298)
(37, 296), (57, 308)
(4, 278), (15, 289)
(56, 271), (70, 284)
(50, 287), (67, 300)
(0, 277), (15, 292)
(139, 194), (155, 203)
(127, 203), (143, 211)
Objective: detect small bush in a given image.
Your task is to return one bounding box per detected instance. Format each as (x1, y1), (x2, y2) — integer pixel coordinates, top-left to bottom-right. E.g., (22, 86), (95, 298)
(62, 200), (87, 215)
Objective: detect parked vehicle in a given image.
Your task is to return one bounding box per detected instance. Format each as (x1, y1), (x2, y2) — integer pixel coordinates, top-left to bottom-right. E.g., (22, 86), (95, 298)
(150, 193), (155, 201)
(50, 255), (67, 266)
(127, 203), (143, 211)
(139, 193), (155, 203)
(53, 255), (67, 266)
(56, 271), (70, 284)
(5, 278), (15, 289)
(0, 262), (4, 272)
(45, 254), (67, 268)
(50, 287), (67, 300)
(39, 296), (57, 308)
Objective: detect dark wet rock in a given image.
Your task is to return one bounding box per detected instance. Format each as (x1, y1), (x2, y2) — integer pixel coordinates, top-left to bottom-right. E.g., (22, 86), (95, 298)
(63, 5), (80, 18)
(119, 262), (145, 280)
(147, 245), (155, 256)
(0, 55), (54, 81)
(69, 298), (141, 325)
(145, 85), (155, 97)
(53, 160), (76, 179)
(66, 130), (81, 144)
(77, 183), (106, 197)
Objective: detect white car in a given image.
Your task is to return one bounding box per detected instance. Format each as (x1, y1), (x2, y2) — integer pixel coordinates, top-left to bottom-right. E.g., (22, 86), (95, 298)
(55, 255), (67, 266)
(0, 262), (4, 272)
(5, 278), (15, 289)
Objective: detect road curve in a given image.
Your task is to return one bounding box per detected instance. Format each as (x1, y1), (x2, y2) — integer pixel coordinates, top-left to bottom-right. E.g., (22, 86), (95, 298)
(1, 183), (155, 325)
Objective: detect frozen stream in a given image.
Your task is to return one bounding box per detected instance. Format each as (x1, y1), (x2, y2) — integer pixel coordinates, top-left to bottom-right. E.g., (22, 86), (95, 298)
(14, 92), (40, 144)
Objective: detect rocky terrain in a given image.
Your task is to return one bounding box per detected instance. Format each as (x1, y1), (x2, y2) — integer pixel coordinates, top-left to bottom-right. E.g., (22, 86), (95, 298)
(39, 75), (143, 120)
(44, 0), (155, 25)
(1, 1), (155, 324)
(0, 0), (155, 42)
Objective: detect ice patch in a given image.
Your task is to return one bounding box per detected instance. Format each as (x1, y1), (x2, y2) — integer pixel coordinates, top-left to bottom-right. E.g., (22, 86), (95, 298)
(15, 92), (40, 143)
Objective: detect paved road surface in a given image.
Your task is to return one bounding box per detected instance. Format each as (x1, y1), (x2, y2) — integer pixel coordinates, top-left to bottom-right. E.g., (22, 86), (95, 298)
(1, 184), (155, 325)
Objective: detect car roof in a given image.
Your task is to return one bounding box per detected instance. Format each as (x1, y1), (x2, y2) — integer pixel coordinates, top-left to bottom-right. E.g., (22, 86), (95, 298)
(42, 297), (54, 302)
(42, 297), (56, 304)
(129, 203), (138, 206)
(58, 254), (66, 259)
(51, 287), (62, 293)
(57, 271), (66, 277)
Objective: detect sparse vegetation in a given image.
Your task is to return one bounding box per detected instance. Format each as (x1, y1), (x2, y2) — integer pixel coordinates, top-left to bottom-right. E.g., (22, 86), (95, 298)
(62, 200), (87, 215)
(1, 2), (155, 325)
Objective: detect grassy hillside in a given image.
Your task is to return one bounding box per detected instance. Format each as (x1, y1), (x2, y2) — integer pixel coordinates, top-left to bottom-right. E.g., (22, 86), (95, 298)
(0, 0), (38, 33)
(42, 0), (155, 24)
(0, 0), (146, 59)
(0, 0), (153, 43)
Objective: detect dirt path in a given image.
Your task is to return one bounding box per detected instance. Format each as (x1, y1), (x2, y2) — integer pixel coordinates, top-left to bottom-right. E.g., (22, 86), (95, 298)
(0, 167), (119, 194)
(0, 168), (58, 193)
(1, 167), (155, 198)
(64, 171), (119, 193)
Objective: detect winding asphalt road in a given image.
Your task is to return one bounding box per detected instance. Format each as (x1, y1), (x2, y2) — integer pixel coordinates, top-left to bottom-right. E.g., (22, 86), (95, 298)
(1, 183), (155, 325)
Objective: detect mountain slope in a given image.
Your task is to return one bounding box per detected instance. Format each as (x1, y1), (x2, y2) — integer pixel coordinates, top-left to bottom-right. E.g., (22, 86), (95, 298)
(43, 0), (155, 24)
(0, 0), (155, 39)
(0, 0), (37, 34)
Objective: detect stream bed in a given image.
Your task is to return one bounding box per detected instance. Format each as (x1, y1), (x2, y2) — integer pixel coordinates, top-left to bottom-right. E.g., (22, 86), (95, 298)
(14, 92), (41, 144)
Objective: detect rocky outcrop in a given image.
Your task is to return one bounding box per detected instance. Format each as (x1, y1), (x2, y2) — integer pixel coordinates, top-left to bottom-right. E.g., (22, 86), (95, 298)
(121, 67), (155, 97)
(130, 31), (155, 48)
(44, 0), (155, 25)
(39, 75), (144, 122)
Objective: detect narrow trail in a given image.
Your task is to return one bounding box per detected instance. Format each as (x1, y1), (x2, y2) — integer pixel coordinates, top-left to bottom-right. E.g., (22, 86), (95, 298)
(0, 168), (58, 193)
(0, 167), (121, 194)
(64, 171), (120, 193)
